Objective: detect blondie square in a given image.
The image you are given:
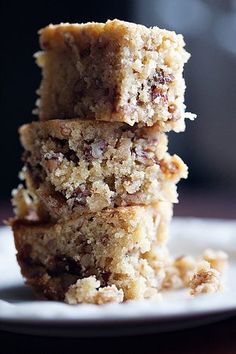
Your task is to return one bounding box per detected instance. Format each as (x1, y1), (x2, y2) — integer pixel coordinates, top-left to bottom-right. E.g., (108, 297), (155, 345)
(36, 19), (194, 130)
(11, 201), (172, 303)
(18, 119), (187, 218)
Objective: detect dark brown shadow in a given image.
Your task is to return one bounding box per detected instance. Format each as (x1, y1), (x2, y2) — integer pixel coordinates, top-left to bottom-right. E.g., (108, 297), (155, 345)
(0, 284), (35, 302)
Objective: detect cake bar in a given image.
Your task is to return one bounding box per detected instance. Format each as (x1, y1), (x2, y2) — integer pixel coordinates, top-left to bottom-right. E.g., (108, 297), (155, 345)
(19, 119), (187, 218)
(36, 19), (194, 130)
(11, 202), (172, 303)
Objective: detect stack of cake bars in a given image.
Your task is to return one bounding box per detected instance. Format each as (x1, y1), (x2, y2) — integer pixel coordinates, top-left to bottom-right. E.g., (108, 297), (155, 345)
(10, 20), (194, 304)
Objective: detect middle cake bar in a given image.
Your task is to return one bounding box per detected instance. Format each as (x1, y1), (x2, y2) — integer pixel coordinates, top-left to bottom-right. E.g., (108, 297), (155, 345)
(19, 119), (187, 218)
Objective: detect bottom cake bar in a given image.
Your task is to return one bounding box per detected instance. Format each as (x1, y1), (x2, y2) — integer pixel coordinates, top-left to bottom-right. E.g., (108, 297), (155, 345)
(11, 202), (172, 304)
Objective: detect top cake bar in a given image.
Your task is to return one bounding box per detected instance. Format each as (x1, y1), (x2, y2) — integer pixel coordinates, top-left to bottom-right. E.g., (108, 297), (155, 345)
(36, 19), (194, 130)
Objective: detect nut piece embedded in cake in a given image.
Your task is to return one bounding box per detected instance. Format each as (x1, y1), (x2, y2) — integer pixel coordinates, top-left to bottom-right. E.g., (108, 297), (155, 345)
(36, 19), (195, 131)
(11, 202), (172, 302)
(18, 119), (187, 218)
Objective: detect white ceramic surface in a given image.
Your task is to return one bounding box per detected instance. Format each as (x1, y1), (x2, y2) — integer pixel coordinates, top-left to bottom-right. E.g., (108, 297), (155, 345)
(0, 217), (236, 336)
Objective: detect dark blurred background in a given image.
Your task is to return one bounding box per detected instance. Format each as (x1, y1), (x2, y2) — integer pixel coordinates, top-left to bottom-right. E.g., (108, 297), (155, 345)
(1, 0), (235, 219)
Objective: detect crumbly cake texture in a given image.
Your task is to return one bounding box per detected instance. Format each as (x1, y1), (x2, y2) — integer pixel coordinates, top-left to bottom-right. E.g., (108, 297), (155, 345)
(202, 249), (228, 273)
(36, 19), (195, 130)
(65, 277), (124, 305)
(189, 261), (223, 296)
(11, 185), (227, 302)
(18, 119), (187, 217)
(11, 202), (172, 302)
(11, 199), (227, 303)
(162, 250), (228, 294)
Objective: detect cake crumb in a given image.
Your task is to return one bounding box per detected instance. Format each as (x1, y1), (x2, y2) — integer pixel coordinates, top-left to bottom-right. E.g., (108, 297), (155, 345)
(188, 261), (223, 296)
(162, 250), (228, 294)
(162, 255), (196, 289)
(65, 276), (124, 304)
(202, 249), (228, 272)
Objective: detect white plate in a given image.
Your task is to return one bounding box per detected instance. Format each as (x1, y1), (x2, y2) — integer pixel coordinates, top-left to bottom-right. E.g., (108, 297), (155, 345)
(0, 217), (236, 337)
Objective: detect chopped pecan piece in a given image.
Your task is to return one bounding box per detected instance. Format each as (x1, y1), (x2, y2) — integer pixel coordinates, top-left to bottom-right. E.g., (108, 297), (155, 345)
(160, 159), (179, 176)
(84, 139), (107, 160)
(154, 70), (174, 85)
(84, 143), (93, 161)
(44, 152), (63, 172)
(60, 125), (72, 137)
(67, 184), (90, 207)
(150, 86), (168, 103)
(132, 145), (159, 165)
(168, 104), (176, 113)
